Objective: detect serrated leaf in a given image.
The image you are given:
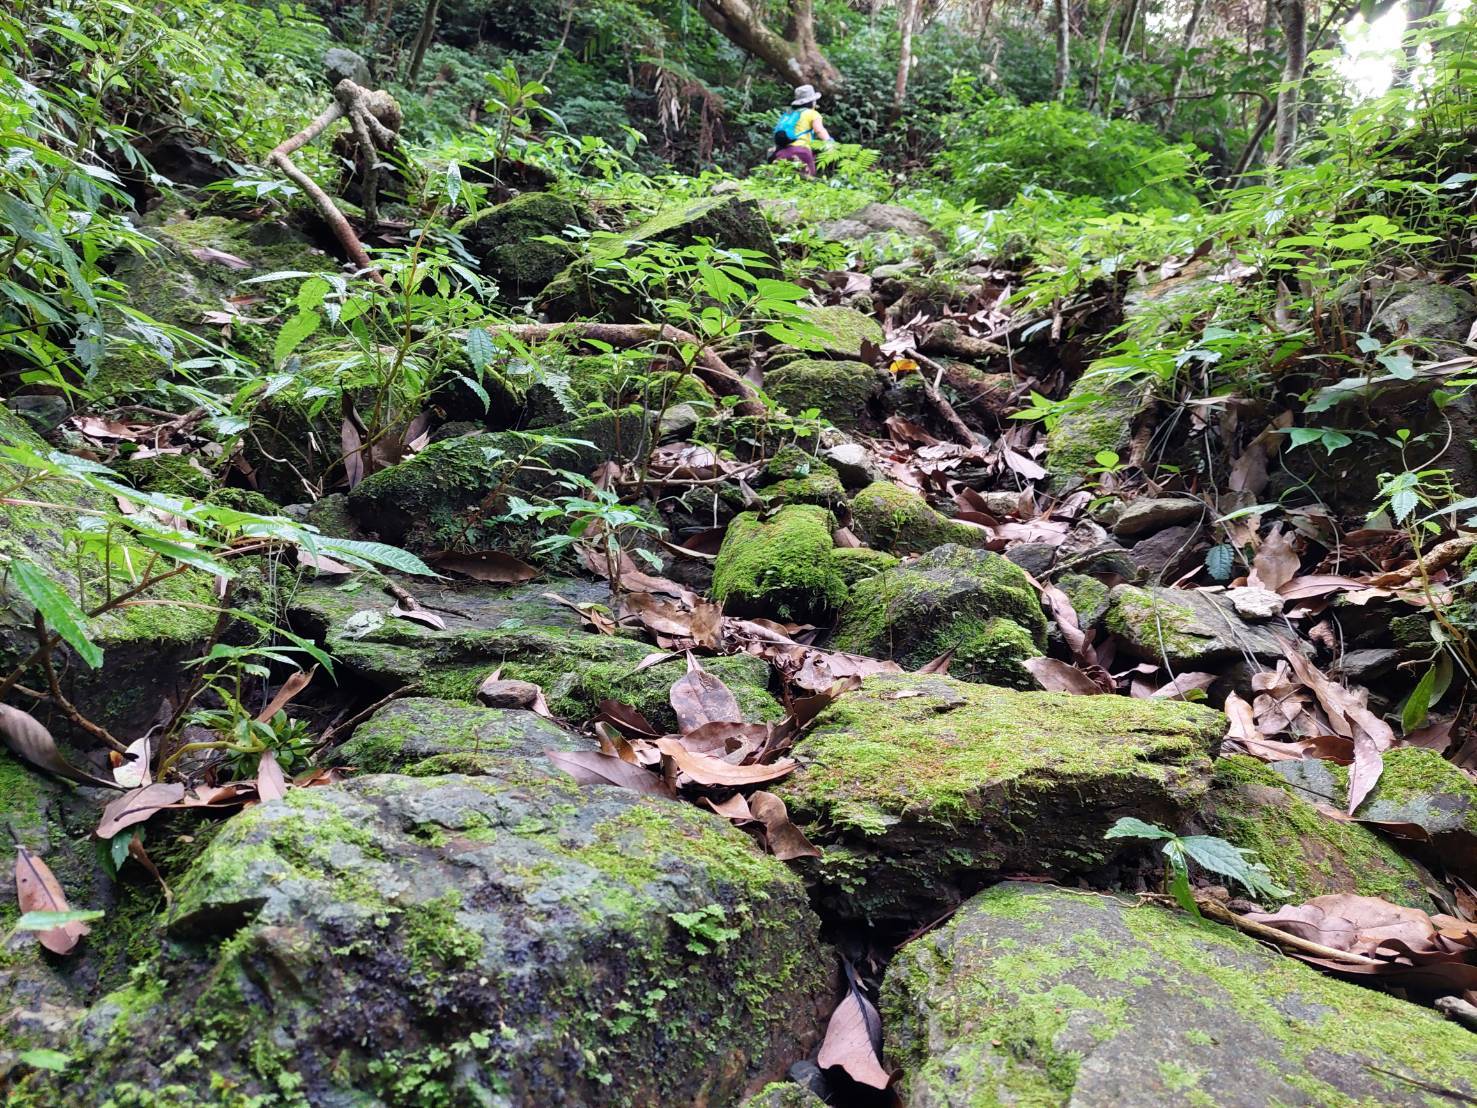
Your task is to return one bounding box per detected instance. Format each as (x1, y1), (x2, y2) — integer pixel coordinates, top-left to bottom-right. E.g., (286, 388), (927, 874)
(273, 310), (320, 366)
(8, 559), (102, 668)
(465, 327), (494, 372)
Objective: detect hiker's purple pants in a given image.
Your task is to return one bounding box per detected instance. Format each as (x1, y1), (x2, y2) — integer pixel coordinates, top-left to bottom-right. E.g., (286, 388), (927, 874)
(773, 145), (816, 176)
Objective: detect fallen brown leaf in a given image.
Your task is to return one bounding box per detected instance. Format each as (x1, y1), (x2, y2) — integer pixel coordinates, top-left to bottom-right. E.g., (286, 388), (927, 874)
(95, 783), (187, 839)
(817, 962), (892, 1089)
(14, 844), (89, 955)
(546, 750), (675, 797)
(428, 550), (539, 583)
(1024, 657), (1103, 695)
(255, 749), (287, 802)
(669, 653), (742, 732)
(655, 738), (797, 787)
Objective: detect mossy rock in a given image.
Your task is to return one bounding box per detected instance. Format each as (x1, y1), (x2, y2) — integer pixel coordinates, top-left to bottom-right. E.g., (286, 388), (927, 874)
(347, 407), (650, 553)
(336, 697), (585, 775)
(774, 673), (1223, 927)
(1204, 756), (1439, 910)
(740, 1081), (826, 1107)
(56, 772), (834, 1106)
(763, 358), (885, 430)
(94, 211), (335, 401)
(1057, 572), (1111, 630)
(1269, 747), (1477, 883)
(830, 546), (899, 587)
(848, 481), (989, 555)
(711, 505), (847, 622)
(511, 353), (708, 431)
(757, 449), (847, 510)
(0, 405), (225, 738)
(788, 305), (883, 358)
(883, 882), (1477, 1105)
(831, 544), (1048, 687)
(1044, 377), (1151, 487)
(454, 191), (590, 298)
(289, 575), (780, 730)
(540, 195), (777, 320)
(1106, 583), (1287, 668)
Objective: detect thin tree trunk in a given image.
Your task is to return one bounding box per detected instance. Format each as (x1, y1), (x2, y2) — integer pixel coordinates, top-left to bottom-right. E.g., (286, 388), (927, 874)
(1164, 0), (1206, 125)
(1087, 0), (1117, 111)
(1052, 0), (1071, 100)
(1117, 0), (1140, 52)
(893, 0), (918, 117)
(1272, 0), (1305, 165)
(406, 0), (441, 84)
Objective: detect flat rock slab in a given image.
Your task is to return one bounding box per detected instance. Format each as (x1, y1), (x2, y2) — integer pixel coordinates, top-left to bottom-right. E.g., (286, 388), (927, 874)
(1107, 583), (1288, 667)
(883, 882), (1477, 1106)
(775, 674), (1223, 928)
(290, 575), (779, 729)
(336, 696), (584, 775)
(1111, 495), (1206, 538)
(63, 771), (834, 1106)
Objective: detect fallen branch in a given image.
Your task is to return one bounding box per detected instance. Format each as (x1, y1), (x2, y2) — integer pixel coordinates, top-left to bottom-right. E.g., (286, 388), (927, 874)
(908, 349), (983, 449)
(508, 323), (765, 416)
(920, 320), (1008, 359)
(1195, 896), (1384, 966)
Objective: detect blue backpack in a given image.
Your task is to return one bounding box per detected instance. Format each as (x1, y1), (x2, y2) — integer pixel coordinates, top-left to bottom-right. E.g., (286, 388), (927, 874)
(774, 108), (812, 145)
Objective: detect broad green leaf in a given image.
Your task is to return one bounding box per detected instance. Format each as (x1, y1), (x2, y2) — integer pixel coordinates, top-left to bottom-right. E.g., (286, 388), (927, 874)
(1104, 816), (1176, 841)
(1401, 665), (1437, 734)
(12, 909), (105, 931)
(9, 560), (102, 668)
(18, 1048), (71, 1071)
(316, 538), (438, 577)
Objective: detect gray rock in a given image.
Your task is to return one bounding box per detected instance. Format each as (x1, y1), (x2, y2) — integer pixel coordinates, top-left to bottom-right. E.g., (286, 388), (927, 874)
(336, 697), (580, 775)
(8, 394), (68, 434)
(817, 202), (941, 246)
(1112, 495), (1206, 538)
(324, 46), (371, 87)
(1331, 647), (1403, 682)
(658, 401), (700, 442)
(1004, 541), (1056, 578)
(1107, 584), (1288, 667)
(1128, 522), (1205, 581)
(776, 675), (1222, 927)
(978, 490), (1029, 516)
(62, 772), (834, 1105)
(1370, 280), (1477, 357)
(1226, 585), (1284, 621)
(831, 545), (1048, 687)
(883, 882), (1477, 1106)
(821, 441), (881, 488)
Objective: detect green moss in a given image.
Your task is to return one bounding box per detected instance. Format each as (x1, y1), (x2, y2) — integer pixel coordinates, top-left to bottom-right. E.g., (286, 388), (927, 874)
(1335, 747), (1477, 834)
(783, 673), (1221, 837)
(848, 481), (988, 555)
(711, 504), (847, 621)
(763, 359), (880, 429)
(1208, 756), (1436, 909)
(404, 891), (484, 972)
(829, 546), (899, 586)
(1044, 379), (1147, 482)
(1057, 572), (1110, 628)
(789, 305), (884, 358)
(757, 447), (847, 508)
(1104, 586), (1202, 659)
(831, 547), (1047, 686)
(114, 453), (216, 498)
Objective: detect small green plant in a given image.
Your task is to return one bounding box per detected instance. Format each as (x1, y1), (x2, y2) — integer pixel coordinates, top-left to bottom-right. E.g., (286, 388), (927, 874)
(668, 904), (740, 955)
(535, 484), (667, 599)
(1105, 817), (1289, 915)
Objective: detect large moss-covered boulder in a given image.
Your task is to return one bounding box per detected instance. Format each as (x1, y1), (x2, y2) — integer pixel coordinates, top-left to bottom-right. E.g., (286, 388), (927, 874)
(763, 358), (885, 429)
(1107, 583), (1286, 667)
(455, 191), (589, 298)
(883, 882), (1477, 1106)
(0, 406), (220, 737)
(347, 407), (649, 552)
(757, 447), (847, 510)
(775, 674), (1223, 927)
(789, 305), (883, 358)
(336, 697), (583, 776)
(1270, 747), (1477, 882)
(289, 576), (780, 730)
(848, 481), (989, 555)
(1204, 756), (1439, 910)
(817, 202), (941, 248)
(96, 210), (334, 399)
(540, 195), (776, 320)
(831, 545), (1047, 687)
(711, 505), (847, 622)
(59, 770), (836, 1106)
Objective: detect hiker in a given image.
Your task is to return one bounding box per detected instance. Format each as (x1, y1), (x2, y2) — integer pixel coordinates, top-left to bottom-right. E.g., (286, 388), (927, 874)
(771, 84), (831, 176)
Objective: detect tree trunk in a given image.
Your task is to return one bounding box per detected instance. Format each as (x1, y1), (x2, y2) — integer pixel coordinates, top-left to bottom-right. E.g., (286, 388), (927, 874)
(1087, 0), (1117, 110)
(1272, 0), (1305, 165)
(1164, 0), (1206, 125)
(406, 0), (441, 84)
(1117, 0), (1140, 52)
(893, 0), (918, 117)
(696, 0), (842, 91)
(1052, 0), (1071, 100)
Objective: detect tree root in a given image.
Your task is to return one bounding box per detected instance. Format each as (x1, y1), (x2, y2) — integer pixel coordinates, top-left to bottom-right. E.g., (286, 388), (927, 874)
(269, 79), (400, 282)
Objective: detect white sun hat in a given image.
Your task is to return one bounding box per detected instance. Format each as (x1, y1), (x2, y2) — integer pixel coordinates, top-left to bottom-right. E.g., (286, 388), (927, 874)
(791, 84), (822, 106)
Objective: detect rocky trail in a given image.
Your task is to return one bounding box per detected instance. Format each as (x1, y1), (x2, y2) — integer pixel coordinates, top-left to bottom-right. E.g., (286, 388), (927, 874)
(7, 57), (1477, 1108)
